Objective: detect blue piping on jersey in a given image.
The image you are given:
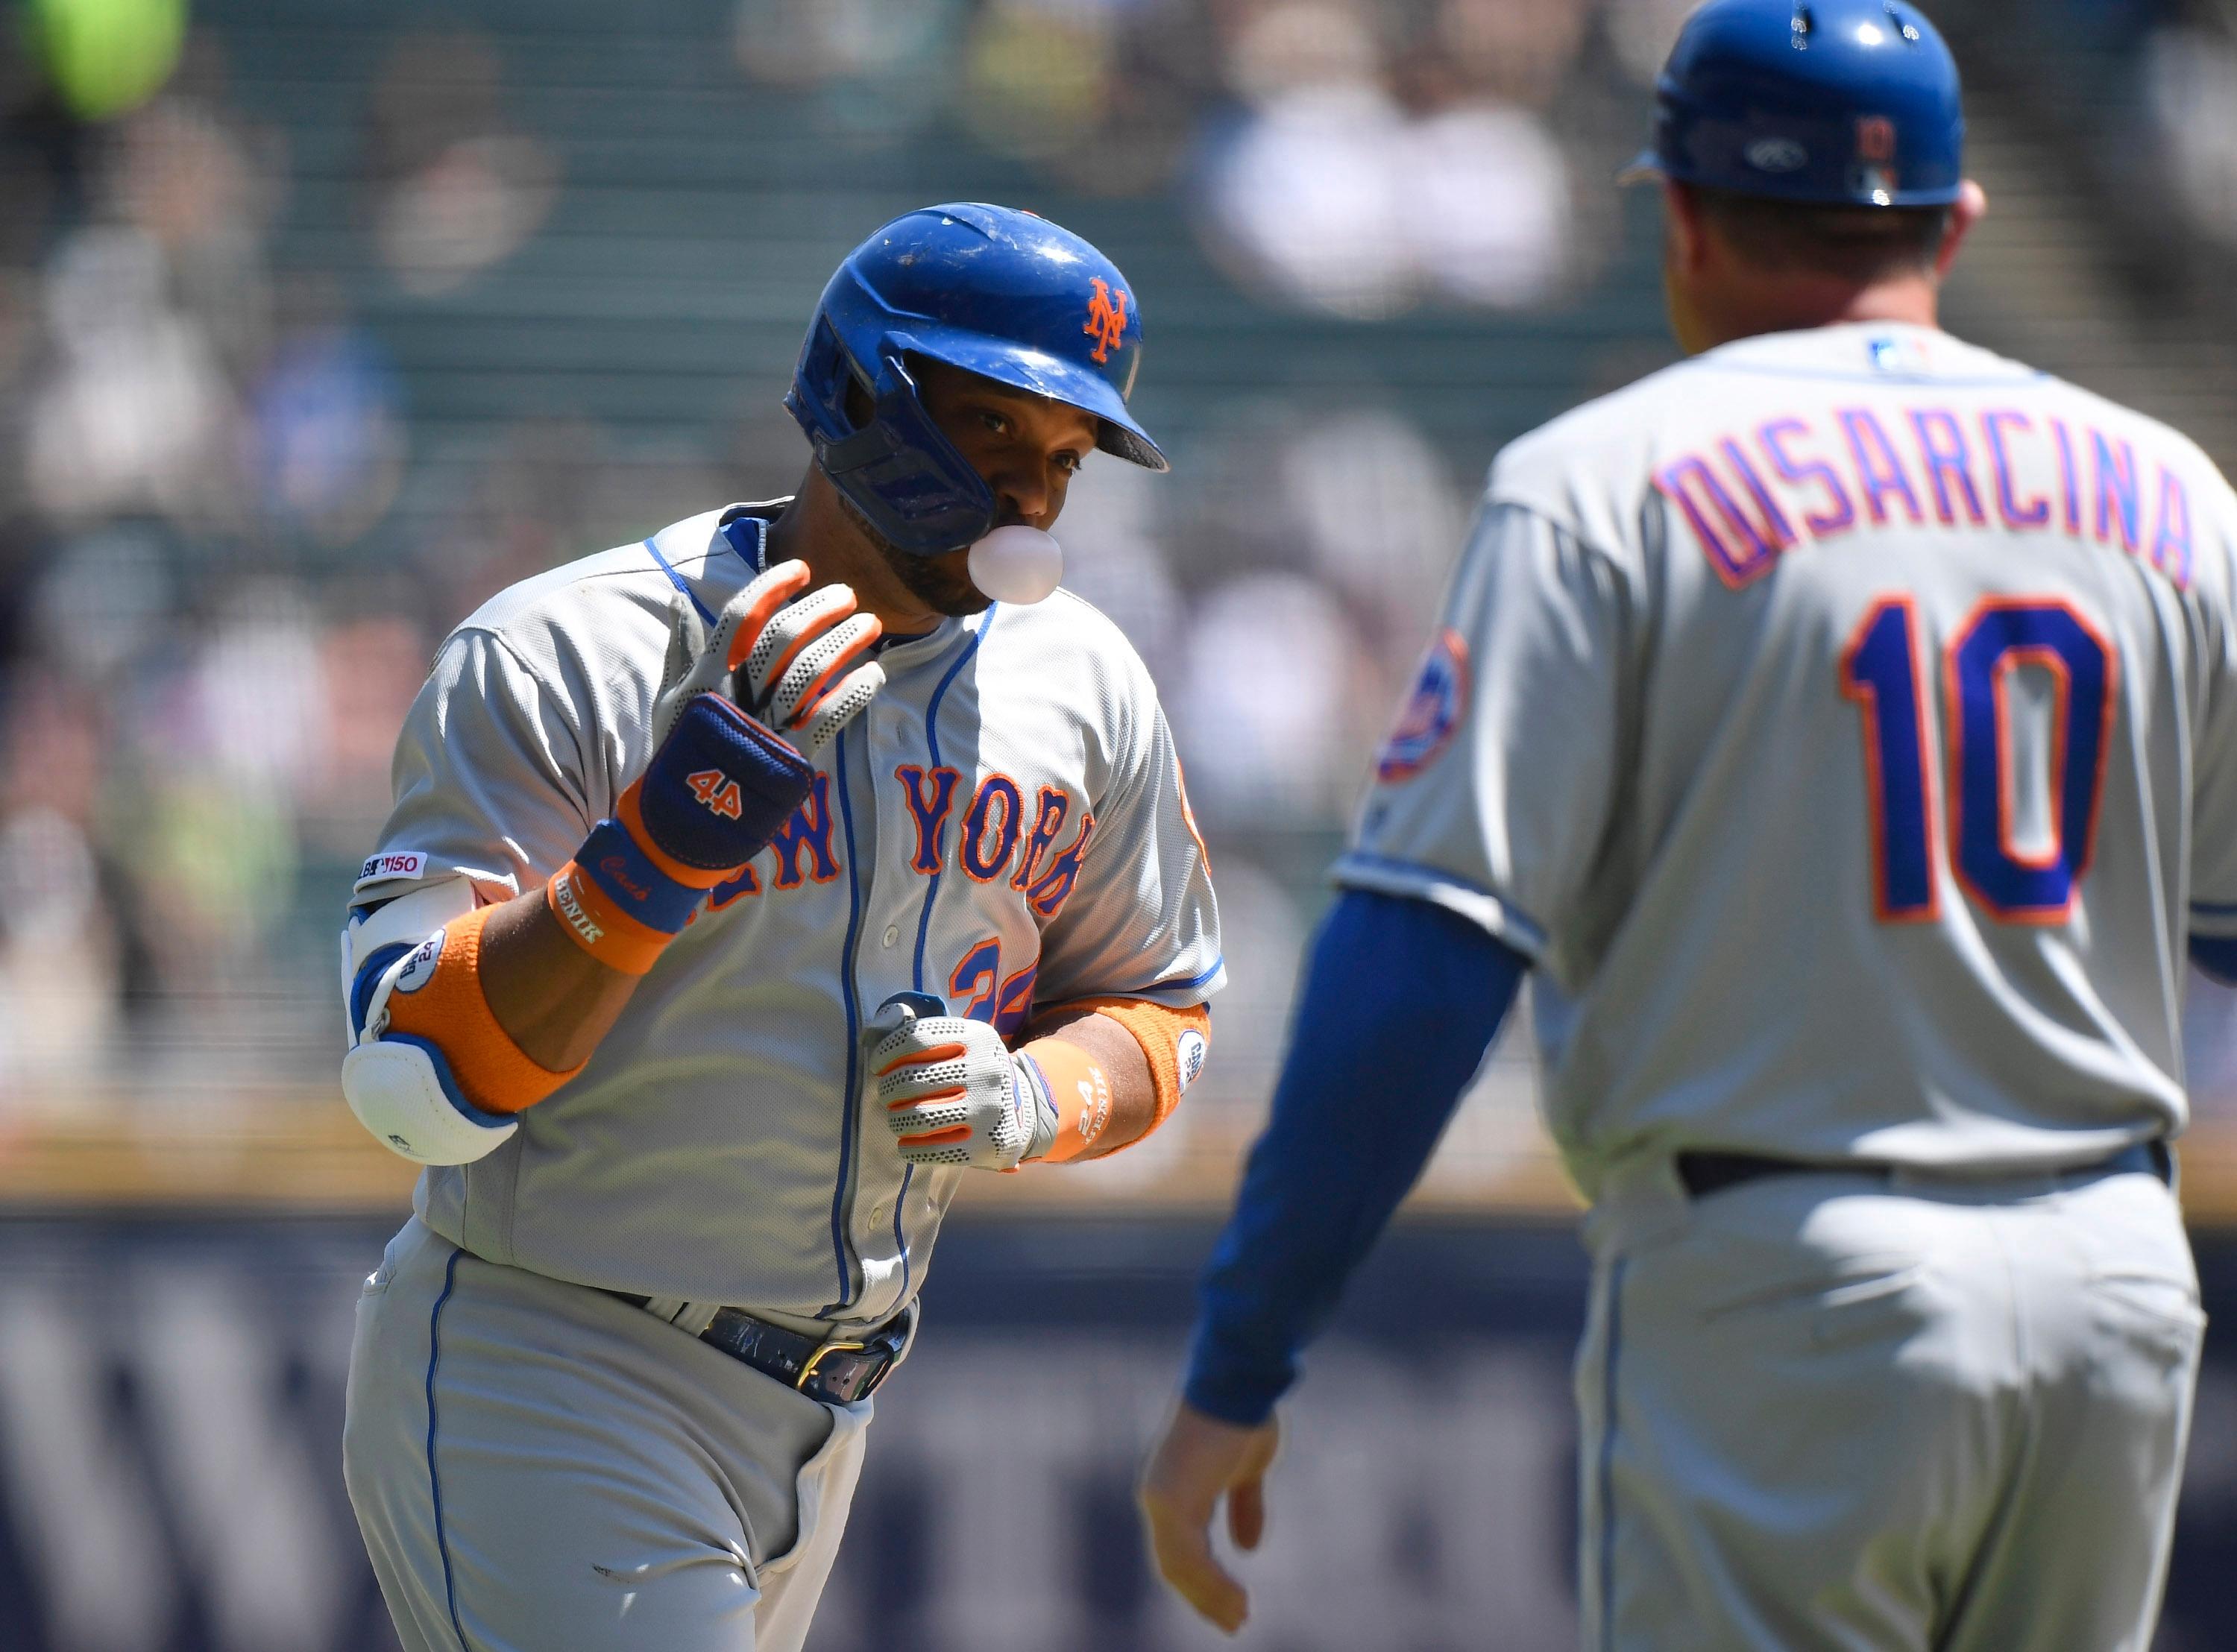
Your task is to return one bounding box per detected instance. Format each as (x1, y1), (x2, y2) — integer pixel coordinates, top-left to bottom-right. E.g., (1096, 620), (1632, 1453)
(888, 604), (999, 1309)
(1596, 1255), (1627, 1652)
(911, 605), (1001, 992)
(641, 536), (718, 627)
(821, 726), (868, 1317)
(2191, 899), (2237, 917)
(1125, 956), (1226, 996)
(425, 1246), (472, 1652)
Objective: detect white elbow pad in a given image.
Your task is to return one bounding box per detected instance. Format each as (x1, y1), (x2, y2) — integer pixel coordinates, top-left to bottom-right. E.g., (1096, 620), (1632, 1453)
(342, 1039), (519, 1165)
(339, 879), (516, 1166)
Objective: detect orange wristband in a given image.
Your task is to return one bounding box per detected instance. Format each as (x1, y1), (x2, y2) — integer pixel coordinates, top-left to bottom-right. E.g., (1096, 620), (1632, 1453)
(1060, 997), (1210, 1128)
(547, 861), (674, 977)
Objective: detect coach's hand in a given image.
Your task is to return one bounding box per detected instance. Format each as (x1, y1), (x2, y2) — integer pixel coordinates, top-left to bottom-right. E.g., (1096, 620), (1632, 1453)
(1139, 1401), (1280, 1635)
(867, 994), (1056, 1171)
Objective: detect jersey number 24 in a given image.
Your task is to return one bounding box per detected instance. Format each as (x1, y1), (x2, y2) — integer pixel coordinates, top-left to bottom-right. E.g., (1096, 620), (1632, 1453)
(1840, 595), (2115, 924)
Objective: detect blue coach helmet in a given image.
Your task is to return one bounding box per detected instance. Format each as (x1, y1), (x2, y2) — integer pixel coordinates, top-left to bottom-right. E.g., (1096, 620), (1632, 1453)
(786, 203), (1168, 558)
(1623, 0), (1965, 209)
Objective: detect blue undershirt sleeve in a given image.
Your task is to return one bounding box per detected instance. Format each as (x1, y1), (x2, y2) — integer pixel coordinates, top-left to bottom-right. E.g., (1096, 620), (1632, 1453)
(2192, 933), (2237, 987)
(1183, 888), (1529, 1426)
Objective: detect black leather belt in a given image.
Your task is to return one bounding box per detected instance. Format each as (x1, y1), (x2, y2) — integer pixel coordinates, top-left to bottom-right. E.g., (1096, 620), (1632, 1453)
(608, 1292), (908, 1406)
(1675, 1138), (2174, 1201)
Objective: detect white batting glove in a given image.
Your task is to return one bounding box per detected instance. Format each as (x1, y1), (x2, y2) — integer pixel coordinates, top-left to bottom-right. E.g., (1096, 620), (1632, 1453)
(652, 558), (885, 757)
(866, 993), (1059, 1171)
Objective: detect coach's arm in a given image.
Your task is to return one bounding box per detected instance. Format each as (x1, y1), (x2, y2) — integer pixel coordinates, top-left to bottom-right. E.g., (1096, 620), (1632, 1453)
(1137, 888), (1527, 1633)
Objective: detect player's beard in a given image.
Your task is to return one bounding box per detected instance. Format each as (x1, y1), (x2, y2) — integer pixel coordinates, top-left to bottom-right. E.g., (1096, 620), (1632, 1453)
(834, 485), (995, 618)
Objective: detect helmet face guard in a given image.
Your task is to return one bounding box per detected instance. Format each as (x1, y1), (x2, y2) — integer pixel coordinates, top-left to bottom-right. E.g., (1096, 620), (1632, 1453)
(786, 203), (1168, 558)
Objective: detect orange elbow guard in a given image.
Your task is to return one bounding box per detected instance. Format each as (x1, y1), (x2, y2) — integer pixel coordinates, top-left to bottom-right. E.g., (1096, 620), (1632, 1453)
(377, 906), (583, 1115)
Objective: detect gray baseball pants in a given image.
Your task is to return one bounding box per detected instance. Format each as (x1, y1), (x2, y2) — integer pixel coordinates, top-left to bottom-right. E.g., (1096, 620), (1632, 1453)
(344, 1218), (869, 1652)
(1576, 1155), (2203, 1651)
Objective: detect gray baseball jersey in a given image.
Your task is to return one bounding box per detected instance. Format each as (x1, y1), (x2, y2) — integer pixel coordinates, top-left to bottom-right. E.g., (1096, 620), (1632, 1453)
(1339, 322), (2237, 1200)
(351, 503), (1223, 1328)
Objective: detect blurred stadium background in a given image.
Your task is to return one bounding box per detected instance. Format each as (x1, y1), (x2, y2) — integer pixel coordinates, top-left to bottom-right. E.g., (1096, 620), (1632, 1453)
(3, 0), (2237, 1648)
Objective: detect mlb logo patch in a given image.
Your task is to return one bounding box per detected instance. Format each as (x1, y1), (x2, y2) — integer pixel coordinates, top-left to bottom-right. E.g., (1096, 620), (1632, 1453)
(357, 850), (429, 886)
(1376, 628), (1470, 782)
(1866, 334), (1932, 376)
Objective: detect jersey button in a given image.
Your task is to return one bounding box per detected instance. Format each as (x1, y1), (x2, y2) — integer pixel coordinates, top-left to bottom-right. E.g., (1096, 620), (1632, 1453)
(881, 924), (901, 948)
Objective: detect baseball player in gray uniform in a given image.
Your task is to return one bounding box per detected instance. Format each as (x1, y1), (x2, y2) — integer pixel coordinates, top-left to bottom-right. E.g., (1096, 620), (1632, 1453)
(1142, 6), (2222, 1649)
(338, 204), (1221, 1652)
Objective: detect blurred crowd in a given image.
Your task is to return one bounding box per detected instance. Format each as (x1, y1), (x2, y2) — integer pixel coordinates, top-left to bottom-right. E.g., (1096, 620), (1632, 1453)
(740, 0), (1703, 316)
(0, 17), (579, 1107)
(0, 0), (1664, 1115)
(0, 0), (2234, 1141)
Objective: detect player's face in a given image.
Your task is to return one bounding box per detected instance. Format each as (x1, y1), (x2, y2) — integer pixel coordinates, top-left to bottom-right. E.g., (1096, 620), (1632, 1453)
(916, 360), (1098, 529)
(864, 362), (1100, 617)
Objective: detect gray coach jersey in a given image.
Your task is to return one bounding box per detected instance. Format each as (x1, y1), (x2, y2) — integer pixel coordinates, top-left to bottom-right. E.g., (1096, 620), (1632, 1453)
(1341, 323), (2237, 1199)
(353, 504), (1223, 1327)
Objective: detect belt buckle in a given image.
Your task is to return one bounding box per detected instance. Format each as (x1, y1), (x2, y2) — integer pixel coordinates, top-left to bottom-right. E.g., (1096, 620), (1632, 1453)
(795, 1337), (867, 1394)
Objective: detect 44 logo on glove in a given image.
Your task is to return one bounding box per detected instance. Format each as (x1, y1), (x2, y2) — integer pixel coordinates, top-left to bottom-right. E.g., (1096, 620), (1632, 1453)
(688, 769), (745, 820)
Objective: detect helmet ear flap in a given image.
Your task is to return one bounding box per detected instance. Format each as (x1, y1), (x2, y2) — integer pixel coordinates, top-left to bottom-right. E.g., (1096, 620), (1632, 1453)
(789, 325), (998, 555)
(787, 315), (858, 438)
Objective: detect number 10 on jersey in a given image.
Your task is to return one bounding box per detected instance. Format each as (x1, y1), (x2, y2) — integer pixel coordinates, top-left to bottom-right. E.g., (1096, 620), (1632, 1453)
(1841, 596), (2115, 925)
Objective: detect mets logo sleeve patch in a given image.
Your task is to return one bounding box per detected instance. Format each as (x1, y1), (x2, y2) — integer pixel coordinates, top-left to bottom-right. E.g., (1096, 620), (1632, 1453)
(1375, 627), (1470, 782)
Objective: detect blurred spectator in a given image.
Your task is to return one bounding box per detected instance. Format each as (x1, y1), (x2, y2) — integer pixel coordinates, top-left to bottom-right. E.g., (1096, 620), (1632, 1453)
(24, 226), (242, 528)
(28, 522), (176, 684)
(0, 804), (118, 1103)
(1171, 570), (1377, 825)
(123, 586), (320, 994)
(106, 87), (283, 376)
(952, 0), (1210, 195)
(250, 328), (408, 547)
(1602, 0), (1702, 87)
(962, 0), (1117, 161)
(2144, 24), (2237, 250)
(306, 615), (432, 848)
(733, 0), (962, 138)
(367, 31), (559, 297)
(1042, 452), (1186, 682)
(1402, 102), (1573, 309)
(1196, 0), (1582, 316)
(1278, 409), (1466, 653)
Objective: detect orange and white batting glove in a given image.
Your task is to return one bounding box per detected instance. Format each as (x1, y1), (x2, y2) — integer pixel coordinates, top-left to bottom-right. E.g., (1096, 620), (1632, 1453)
(865, 994), (1055, 1171)
(866, 991), (1125, 1170)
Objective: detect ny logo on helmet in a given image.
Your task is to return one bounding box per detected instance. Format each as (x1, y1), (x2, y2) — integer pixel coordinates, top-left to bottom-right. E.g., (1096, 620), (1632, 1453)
(1083, 277), (1130, 365)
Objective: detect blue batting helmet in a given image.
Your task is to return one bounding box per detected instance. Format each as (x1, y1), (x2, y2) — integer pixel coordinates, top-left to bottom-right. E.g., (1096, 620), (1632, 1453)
(785, 203), (1168, 558)
(1622, 0), (1965, 209)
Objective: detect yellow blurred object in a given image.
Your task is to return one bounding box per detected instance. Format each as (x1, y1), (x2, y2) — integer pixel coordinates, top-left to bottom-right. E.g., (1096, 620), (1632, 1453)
(26, 0), (187, 122)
